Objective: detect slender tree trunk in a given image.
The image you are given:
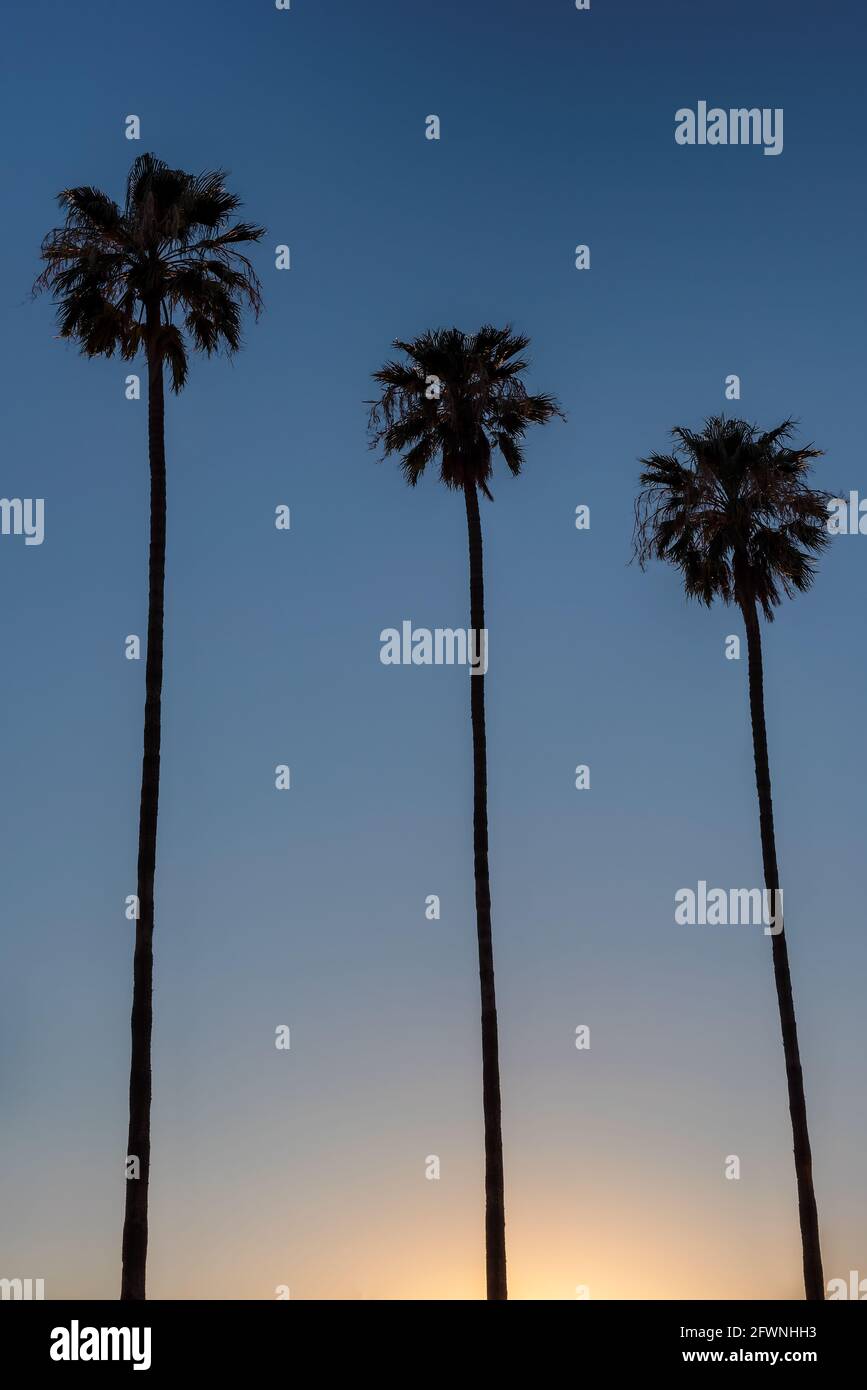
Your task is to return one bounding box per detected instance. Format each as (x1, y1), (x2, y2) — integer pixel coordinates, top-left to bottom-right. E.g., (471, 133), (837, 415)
(121, 305), (166, 1301)
(741, 595), (824, 1300)
(463, 480), (507, 1301)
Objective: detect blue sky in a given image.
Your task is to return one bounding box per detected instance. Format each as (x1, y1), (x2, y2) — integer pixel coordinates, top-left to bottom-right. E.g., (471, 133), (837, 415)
(1, 0), (865, 1298)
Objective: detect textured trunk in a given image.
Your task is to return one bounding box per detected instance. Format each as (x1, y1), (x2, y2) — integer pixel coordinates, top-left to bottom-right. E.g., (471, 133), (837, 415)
(120, 303), (166, 1300)
(463, 480), (507, 1301)
(741, 595), (824, 1300)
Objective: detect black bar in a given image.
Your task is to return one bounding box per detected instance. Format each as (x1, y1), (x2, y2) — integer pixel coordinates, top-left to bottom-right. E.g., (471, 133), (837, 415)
(3, 1298), (862, 1374)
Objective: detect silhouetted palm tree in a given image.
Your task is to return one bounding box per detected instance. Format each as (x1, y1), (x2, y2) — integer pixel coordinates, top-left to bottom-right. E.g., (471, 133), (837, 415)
(36, 153), (264, 1300)
(634, 415), (830, 1300)
(369, 326), (563, 1299)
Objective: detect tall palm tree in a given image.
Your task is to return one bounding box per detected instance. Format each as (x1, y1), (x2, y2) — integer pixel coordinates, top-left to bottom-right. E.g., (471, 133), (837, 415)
(36, 153), (264, 1300)
(633, 415), (830, 1300)
(369, 326), (563, 1299)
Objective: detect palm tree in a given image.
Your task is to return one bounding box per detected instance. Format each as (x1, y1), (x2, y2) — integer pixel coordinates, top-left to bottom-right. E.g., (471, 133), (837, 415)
(369, 326), (563, 1299)
(633, 415), (829, 1300)
(36, 153), (264, 1300)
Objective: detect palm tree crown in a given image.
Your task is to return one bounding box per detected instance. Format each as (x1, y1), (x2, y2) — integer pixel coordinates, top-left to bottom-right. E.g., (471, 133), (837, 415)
(35, 152), (264, 387)
(633, 416), (831, 618)
(369, 325), (564, 493)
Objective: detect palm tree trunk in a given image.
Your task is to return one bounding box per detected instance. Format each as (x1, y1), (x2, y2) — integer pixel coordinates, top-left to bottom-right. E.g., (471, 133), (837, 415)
(741, 595), (824, 1300)
(120, 304), (166, 1300)
(463, 479), (507, 1301)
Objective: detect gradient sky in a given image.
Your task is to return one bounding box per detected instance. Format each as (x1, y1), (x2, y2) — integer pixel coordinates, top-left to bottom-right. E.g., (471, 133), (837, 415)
(2, 0), (865, 1299)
